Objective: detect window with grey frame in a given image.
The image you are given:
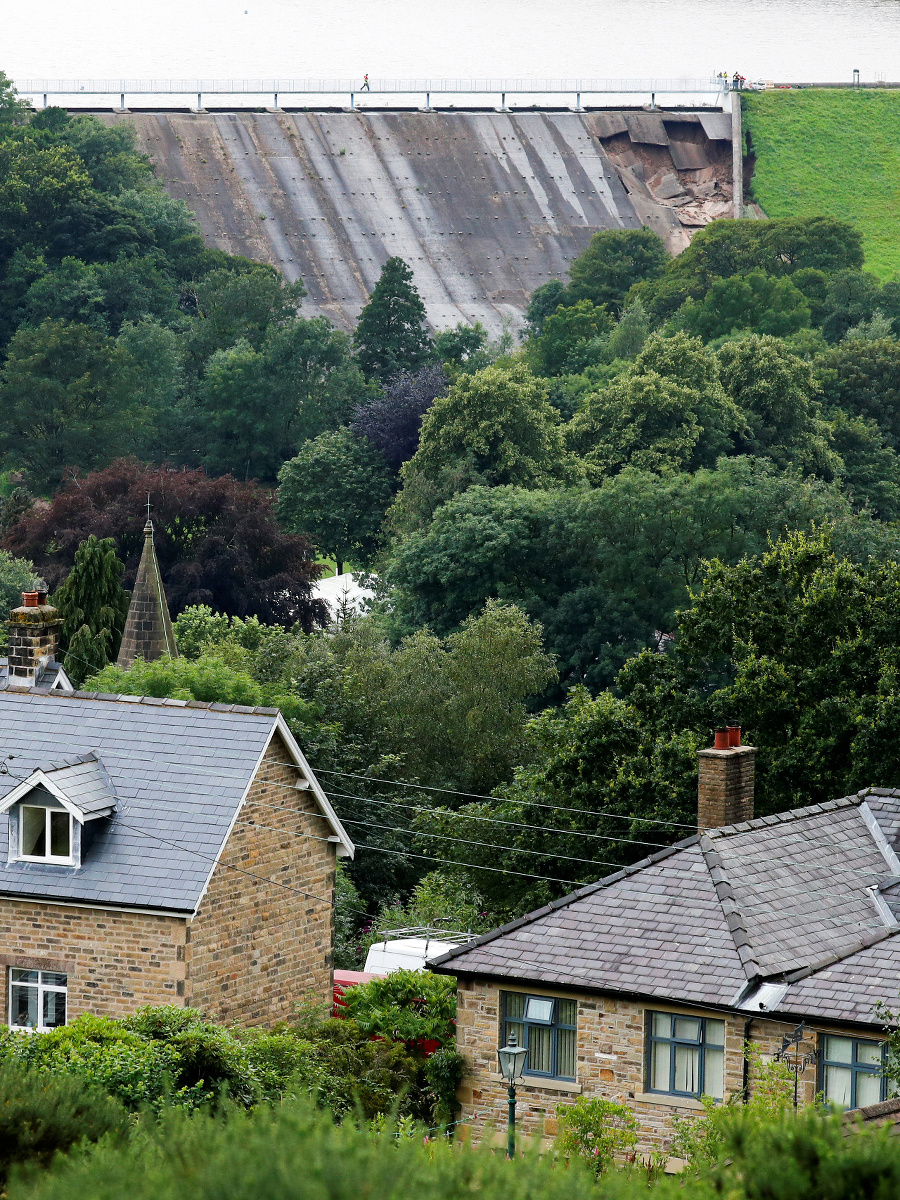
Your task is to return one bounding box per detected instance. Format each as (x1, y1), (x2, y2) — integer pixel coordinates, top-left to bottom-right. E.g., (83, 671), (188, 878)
(646, 1011), (726, 1099)
(501, 992), (577, 1080)
(819, 1035), (886, 1109)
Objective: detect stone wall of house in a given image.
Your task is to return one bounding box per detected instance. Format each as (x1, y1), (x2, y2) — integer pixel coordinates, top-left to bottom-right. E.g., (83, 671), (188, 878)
(0, 899), (186, 1018)
(455, 979), (747, 1153)
(187, 732), (337, 1025)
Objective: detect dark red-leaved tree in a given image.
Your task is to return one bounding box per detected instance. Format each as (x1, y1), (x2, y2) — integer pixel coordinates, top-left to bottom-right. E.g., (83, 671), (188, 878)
(3, 459), (327, 628)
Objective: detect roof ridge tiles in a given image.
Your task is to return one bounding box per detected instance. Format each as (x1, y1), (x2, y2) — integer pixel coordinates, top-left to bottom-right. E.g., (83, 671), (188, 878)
(698, 833), (761, 978)
(782, 926), (900, 984)
(428, 836), (702, 968)
(707, 794), (863, 839)
(0, 690), (282, 718)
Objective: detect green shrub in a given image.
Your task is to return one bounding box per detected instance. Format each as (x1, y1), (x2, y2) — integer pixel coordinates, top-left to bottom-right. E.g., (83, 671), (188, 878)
(8, 1095), (633, 1200)
(0, 1060), (128, 1185)
(554, 1095), (639, 1176)
(342, 970), (457, 1047)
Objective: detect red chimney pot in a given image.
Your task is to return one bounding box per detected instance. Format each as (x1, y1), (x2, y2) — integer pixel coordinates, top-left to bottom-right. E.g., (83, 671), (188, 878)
(21, 592), (39, 608)
(727, 724), (742, 747)
(713, 728), (729, 750)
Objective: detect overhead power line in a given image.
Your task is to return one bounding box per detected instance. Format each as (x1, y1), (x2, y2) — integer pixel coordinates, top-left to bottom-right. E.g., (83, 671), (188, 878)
(308, 765), (698, 830)
(335, 815), (621, 868)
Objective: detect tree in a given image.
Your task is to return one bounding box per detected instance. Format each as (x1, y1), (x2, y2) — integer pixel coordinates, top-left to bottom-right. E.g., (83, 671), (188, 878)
(184, 264), (306, 375)
(676, 270), (811, 341)
(818, 337), (900, 447)
(523, 278), (569, 336)
(352, 257), (432, 383)
(0, 73), (29, 125)
(566, 228), (668, 314)
(531, 299), (614, 375)
(0, 550), (36, 629)
(394, 363), (575, 530)
(276, 429), (394, 574)
(632, 217), (864, 323)
(0, 319), (138, 490)
(51, 536), (130, 685)
(568, 335), (742, 479)
(351, 366), (448, 472)
(828, 410), (900, 520)
(2, 460), (326, 628)
(387, 459), (898, 691)
(717, 334), (840, 477)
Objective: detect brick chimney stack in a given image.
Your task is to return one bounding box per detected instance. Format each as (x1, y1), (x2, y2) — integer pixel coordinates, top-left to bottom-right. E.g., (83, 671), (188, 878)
(7, 582), (61, 684)
(697, 725), (756, 831)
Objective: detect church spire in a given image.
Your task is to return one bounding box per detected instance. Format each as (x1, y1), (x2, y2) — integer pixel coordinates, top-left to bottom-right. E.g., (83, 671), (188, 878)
(116, 519), (178, 668)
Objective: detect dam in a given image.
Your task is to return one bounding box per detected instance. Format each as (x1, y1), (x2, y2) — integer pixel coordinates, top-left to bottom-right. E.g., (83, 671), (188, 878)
(103, 109), (737, 332)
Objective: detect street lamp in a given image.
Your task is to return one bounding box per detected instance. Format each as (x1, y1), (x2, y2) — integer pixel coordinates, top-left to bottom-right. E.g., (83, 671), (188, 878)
(498, 1033), (528, 1159)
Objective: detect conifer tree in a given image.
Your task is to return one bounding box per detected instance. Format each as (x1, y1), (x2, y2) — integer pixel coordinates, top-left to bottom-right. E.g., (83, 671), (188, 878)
(52, 536), (130, 685)
(352, 257), (432, 383)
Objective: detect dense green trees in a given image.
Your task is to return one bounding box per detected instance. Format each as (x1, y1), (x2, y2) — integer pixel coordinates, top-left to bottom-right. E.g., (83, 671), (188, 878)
(52, 535), (130, 685)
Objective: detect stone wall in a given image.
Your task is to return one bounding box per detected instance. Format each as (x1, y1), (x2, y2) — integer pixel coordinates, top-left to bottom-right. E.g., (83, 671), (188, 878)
(187, 731), (337, 1023)
(0, 899), (186, 1018)
(455, 979), (770, 1153)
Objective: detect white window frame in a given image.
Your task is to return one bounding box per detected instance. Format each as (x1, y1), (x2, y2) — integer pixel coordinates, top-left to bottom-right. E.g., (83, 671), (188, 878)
(8, 968), (68, 1031)
(17, 804), (74, 864)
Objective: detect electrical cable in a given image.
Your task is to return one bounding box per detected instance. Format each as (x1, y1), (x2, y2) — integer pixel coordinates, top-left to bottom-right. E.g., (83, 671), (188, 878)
(300, 765), (699, 830)
(234, 818), (595, 887)
(324, 787), (666, 849)
(262, 813), (622, 869)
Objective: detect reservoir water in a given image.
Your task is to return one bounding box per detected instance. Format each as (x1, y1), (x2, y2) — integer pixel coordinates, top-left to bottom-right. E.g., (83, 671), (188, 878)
(4, 0), (900, 89)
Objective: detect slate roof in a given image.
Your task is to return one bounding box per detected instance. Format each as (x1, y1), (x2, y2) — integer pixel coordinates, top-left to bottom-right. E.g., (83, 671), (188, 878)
(430, 790), (900, 1028)
(0, 689), (352, 914)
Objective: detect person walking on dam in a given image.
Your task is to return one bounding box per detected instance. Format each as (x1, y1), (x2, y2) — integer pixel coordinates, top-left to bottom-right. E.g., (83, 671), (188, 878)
(361, 73), (370, 90)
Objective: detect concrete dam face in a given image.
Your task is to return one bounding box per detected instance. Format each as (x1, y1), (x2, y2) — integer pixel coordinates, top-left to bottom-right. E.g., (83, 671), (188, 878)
(104, 110), (735, 333)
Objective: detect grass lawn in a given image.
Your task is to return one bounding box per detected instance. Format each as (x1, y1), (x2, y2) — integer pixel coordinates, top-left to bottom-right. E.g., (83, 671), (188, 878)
(742, 89), (900, 280)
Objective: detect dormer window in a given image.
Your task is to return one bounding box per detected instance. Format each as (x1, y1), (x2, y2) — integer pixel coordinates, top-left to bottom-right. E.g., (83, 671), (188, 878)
(20, 805), (72, 862)
(0, 752), (117, 870)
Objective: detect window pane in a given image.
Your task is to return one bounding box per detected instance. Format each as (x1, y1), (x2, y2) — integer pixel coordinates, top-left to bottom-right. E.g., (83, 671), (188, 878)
(527, 1024), (552, 1073)
(558, 1026), (576, 1078)
(705, 1020), (726, 1047)
(650, 1040), (670, 1090)
(49, 812), (70, 858)
(674, 1044), (700, 1094)
(825, 1037), (854, 1065)
(524, 997), (554, 1023)
(21, 807), (46, 857)
(558, 999), (577, 1027)
(824, 1064), (853, 1107)
(674, 1017), (701, 1042)
(652, 1013), (672, 1037)
(42, 988), (66, 1029)
(704, 1047), (725, 1099)
(10, 984), (37, 1028)
(857, 1041), (883, 1066)
(10, 969), (38, 983)
(856, 1070), (882, 1108)
(504, 994), (525, 1021)
(41, 972), (67, 989)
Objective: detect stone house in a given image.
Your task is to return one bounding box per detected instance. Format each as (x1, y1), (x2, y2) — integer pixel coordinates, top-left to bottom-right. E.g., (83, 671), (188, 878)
(0, 587), (353, 1031)
(430, 734), (900, 1154)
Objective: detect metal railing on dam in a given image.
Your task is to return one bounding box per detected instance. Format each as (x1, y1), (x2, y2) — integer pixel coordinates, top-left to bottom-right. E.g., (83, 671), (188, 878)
(14, 77), (728, 112)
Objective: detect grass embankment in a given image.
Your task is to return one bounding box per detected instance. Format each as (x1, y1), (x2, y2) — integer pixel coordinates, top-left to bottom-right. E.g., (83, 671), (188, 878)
(742, 89), (900, 279)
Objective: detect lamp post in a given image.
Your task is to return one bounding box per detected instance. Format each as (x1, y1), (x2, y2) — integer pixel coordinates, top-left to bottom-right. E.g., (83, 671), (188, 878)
(497, 1033), (528, 1159)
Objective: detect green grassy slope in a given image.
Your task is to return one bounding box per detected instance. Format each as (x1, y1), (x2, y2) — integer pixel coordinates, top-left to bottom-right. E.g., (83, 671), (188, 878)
(742, 89), (900, 280)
